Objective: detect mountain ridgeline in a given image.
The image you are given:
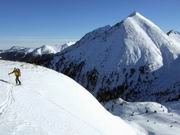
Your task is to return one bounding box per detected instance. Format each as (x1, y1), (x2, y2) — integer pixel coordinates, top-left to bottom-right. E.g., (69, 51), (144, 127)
(0, 42), (75, 65)
(1, 12), (180, 102)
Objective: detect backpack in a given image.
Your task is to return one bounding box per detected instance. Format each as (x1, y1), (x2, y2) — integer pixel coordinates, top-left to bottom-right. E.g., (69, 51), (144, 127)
(16, 68), (21, 76)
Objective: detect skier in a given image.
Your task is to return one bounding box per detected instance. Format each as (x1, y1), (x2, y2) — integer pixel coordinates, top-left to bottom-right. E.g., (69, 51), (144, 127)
(8, 68), (21, 85)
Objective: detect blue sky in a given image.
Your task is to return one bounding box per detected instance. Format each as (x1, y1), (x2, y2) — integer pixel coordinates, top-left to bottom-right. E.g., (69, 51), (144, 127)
(0, 0), (180, 49)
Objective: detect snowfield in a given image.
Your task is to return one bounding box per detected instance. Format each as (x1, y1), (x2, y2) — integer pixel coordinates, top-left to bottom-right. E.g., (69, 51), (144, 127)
(104, 98), (180, 135)
(0, 60), (143, 135)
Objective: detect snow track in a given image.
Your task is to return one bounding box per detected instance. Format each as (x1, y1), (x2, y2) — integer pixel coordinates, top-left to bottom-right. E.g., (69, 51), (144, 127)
(0, 83), (14, 116)
(0, 60), (140, 135)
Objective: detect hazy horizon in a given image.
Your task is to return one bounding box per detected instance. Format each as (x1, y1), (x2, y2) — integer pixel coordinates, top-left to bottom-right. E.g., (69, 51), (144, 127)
(0, 0), (180, 49)
(0, 36), (78, 49)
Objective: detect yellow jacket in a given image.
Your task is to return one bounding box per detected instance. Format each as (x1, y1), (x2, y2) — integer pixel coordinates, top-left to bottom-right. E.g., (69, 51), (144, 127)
(9, 69), (21, 77)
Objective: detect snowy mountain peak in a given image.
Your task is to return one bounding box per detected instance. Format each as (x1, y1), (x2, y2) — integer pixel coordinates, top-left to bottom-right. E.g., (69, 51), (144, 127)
(50, 12), (180, 101)
(128, 11), (141, 17)
(127, 11), (148, 22)
(125, 11), (161, 31)
(33, 45), (56, 56)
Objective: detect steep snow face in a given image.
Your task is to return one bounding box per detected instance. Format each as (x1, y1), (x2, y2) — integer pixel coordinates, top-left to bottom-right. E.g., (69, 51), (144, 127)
(50, 12), (180, 101)
(167, 30), (180, 44)
(150, 56), (180, 101)
(121, 12), (180, 68)
(0, 60), (141, 135)
(54, 12), (180, 72)
(104, 98), (180, 135)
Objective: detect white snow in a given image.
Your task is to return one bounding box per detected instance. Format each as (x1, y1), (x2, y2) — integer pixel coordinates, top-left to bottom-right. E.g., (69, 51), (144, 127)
(50, 12), (180, 97)
(151, 56), (180, 99)
(51, 42), (76, 53)
(0, 60), (142, 135)
(32, 42), (76, 56)
(104, 98), (180, 135)
(52, 12), (180, 73)
(32, 45), (57, 56)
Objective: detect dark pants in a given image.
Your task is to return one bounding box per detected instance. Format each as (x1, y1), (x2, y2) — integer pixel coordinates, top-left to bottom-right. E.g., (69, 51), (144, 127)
(15, 76), (21, 85)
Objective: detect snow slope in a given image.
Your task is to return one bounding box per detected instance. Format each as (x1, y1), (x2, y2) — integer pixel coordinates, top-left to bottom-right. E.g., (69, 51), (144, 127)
(151, 56), (180, 101)
(0, 60), (142, 135)
(104, 98), (180, 135)
(49, 12), (180, 101)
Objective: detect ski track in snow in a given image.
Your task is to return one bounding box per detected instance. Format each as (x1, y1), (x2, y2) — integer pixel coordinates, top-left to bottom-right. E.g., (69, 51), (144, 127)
(0, 60), (139, 135)
(0, 79), (103, 135)
(0, 84), (14, 116)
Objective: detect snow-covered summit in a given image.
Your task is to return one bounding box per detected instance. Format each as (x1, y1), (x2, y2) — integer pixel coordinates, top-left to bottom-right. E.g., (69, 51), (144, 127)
(33, 42), (75, 55)
(128, 11), (140, 17)
(0, 12), (179, 102)
(121, 12), (180, 68)
(32, 42), (76, 56)
(50, 12), (180, 101)
(56, 12), (180, 71)
(32, 45), (57, 56)
(0, 60), (141, 135)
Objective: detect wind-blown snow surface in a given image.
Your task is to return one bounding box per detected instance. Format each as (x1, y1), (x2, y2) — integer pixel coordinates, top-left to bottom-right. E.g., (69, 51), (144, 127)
(50, 12), (180, 101)
(0, 60), (143, 135)
(104, 98), (180, 135)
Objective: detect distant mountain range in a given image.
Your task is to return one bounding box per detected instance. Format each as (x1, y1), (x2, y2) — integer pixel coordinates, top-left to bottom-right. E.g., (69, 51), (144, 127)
(0, 12), (179, 102)
(0, 42), (75, 65)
